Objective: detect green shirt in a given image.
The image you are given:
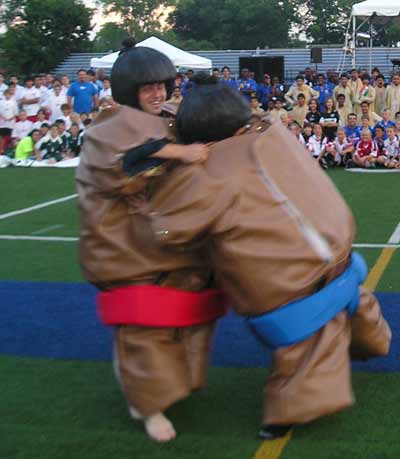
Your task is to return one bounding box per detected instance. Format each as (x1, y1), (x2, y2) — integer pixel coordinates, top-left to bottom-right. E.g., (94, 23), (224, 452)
(15, 136), (35, 160)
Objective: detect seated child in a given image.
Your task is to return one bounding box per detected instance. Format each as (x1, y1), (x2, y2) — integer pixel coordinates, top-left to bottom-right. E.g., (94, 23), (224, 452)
(306, 123), (328, 168)
(372, 125), (388, 167)
(35, 123), (64, 163)
(15, 129), (40, 160)
(289, 122), (306, 145)
(383, 126), (400, 169)
(326, 127), (354, 167)
(353, 129), (376, 168)
(67, 123), (83, 157)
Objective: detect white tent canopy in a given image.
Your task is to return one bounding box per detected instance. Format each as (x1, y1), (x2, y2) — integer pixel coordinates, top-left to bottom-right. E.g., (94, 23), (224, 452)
(351, 0), (400, 19)
(90, 36), (212, 70)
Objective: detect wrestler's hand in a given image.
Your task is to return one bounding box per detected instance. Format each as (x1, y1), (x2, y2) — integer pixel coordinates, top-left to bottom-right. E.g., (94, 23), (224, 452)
(178, 144), (210, 164)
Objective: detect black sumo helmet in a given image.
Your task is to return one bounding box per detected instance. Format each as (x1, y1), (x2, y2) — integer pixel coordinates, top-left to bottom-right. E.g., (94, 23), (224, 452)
(111, 38), (176, 109)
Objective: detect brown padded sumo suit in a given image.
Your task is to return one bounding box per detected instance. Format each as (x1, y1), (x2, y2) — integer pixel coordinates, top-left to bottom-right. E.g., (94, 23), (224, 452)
(144, 119), (391, 425)
(76, 105), (218, 417)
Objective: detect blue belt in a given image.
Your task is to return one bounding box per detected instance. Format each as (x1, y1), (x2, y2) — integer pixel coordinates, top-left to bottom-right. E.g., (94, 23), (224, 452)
(248, 252), (368, 349)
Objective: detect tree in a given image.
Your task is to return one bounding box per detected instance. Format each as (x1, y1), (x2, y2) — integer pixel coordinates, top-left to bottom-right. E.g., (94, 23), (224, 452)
(92, 23), (130, 52)
(1, 0), (93, 75)
(96, 0), (175, 40)
(295, 0), (357, 44)
(170, 0), (298, 49)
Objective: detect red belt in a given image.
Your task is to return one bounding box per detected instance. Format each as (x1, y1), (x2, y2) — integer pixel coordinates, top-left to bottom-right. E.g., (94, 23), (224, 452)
(97, 285), (229, 327)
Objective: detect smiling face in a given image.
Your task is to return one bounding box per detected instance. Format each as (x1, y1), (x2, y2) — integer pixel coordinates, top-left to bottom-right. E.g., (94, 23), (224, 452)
(138, 82), (167, 115)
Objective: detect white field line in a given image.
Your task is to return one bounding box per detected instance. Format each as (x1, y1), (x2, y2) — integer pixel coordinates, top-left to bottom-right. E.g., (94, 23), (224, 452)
(31, 224), (64, 236)
(0, 194), (77, 221)
(0, 235), (78, 242)
(0, 235), (399, 248)
(388, 222), (400, 244)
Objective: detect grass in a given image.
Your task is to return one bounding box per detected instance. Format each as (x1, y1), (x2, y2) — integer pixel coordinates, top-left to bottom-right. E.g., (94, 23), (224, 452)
(1, 356), (400, 459)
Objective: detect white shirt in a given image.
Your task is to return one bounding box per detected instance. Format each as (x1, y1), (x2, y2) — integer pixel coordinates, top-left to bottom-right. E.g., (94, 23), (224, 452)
(59, 114), (72, 130)
(13, 85), (25, 104)
(0, 83), (8, 100)
(0, 99), (18, 129)
(12, 120), (33, 140)
(99, 87), (112, 99)
(33, 120), (48, 130)
(39, 86), (50, 108)
(384, 136), (400, 159)
(307, 135), (328, 157)
(48, 92), (68, 122)
(21, 87), (41, 116)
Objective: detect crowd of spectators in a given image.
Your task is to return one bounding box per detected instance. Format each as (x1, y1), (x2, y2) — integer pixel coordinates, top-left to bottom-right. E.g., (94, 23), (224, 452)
(170, 65), (400, 170)
(1, 64), (400, 169)
(0, 68), (114, 163)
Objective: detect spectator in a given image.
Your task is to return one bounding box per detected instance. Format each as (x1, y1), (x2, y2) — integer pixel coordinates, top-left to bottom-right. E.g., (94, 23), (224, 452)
(373, 125), (388, 167)
(307, 123), (328, 166)
(35, 123), (64, 162)
(313, 73), (332, 107)
(383, 126), (400, 168)
(271, 97), (287, 121)
(336, 94), (350, 126)
(0, 88), (18, 153)
(291, 93), (308, 127)
(320, 97), (339, 141)
(302, 124), (313, 143)
(271, 76), (284, 99)
(21, 76), (41, 122)
(328, 127), (354, 167)
(353, 129), (376, 168)
(354, 74), (375, 118)
(32, 109), (47, 130)
(87, 69), (100, 95)
(257, 74), (273, 109)
(289, 122), (305, 145)
(360, 115), (374, 137)
(350, 69), (363, 99)
(11, 110), (33, 144)
(237, 68), (257, 102)
(212, 68), (220, 79)
(0, 73), (8, 100)
(375, 109), (395, 139)
(386, 73), (400, 121)
(358, 101), (381, 125)
(15, 129), (41, 160)
(9, 76), (24, 103)
(333, 74), (353, 112)
(47, 82), (68, 123)
(250, 97), (264, 115)
(67, 123), (83, 157)
(166, 86), (183, 106)
(285, 75), (319, 107)
(67, 69), (98, 114)
(220, 66), (238, 91)
(305, 98), (322, 125)
(55, 119), (70, 152)
(99, 77), (112, 99)
(374, 74), (387, 116)
(344, 113), (361, 146)
(59, 103), (72, 130)
(60, 75), (70, 96)
(96, 69), (105, 91)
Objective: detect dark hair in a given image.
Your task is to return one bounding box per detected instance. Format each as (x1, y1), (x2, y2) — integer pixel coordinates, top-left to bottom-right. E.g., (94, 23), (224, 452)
(77, 69), (87, 74)
(295, 75), (304, 80)
(24, 76), (33, 83)
(83, 118), (92, 126)
(41, 123), (50, 129)
(56, 119), (65, 125)
(29, 129), (40, 137)
(176, 76), (252, 144)
(297, 93), (305, 99)
(212, 68), (220, 72)
(222, 66), (230, 72)
(111, 38), (176, 109)
(361, 74), (370, 81)
(87, 69), (96, 76)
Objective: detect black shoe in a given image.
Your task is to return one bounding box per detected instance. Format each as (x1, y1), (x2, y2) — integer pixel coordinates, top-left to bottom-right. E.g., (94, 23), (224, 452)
(319, 158), (328, 169)
(258, 424), (293, 440)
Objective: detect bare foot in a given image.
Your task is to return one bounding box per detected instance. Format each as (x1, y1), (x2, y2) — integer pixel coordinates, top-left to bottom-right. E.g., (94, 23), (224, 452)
(144, 412), (177, 442)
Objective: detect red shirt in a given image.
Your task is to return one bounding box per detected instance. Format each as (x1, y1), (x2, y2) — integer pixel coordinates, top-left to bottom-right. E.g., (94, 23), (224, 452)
(356, 140), (375, 158)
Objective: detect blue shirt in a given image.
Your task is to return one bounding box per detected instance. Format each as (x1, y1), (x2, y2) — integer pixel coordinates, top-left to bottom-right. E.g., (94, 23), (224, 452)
(67, 81), (97, 113)
(344, 125), (362, 145)
(313, 83), (333, 106)
(237, 78), (258, 101)
(374, 120), (396, 139)
(257, 83), (273, 105)
(220, 78), (238, 91)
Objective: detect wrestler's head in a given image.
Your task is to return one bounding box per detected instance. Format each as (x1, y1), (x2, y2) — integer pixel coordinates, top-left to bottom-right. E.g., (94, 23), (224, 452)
(176, 75), (252, 144)
(111, 38), (176, 114)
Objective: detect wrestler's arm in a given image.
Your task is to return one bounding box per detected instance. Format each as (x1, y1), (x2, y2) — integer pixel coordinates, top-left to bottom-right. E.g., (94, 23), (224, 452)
(123, 140), (208, 176)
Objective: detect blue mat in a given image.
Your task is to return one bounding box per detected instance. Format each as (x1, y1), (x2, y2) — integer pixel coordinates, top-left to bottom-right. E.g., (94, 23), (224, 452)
(1, 281), (398, 371)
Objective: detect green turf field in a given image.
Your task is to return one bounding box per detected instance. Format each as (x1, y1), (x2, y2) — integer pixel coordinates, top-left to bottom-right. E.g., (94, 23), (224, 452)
(1, 168), (399, 459)
(0, 168), (399, 288)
